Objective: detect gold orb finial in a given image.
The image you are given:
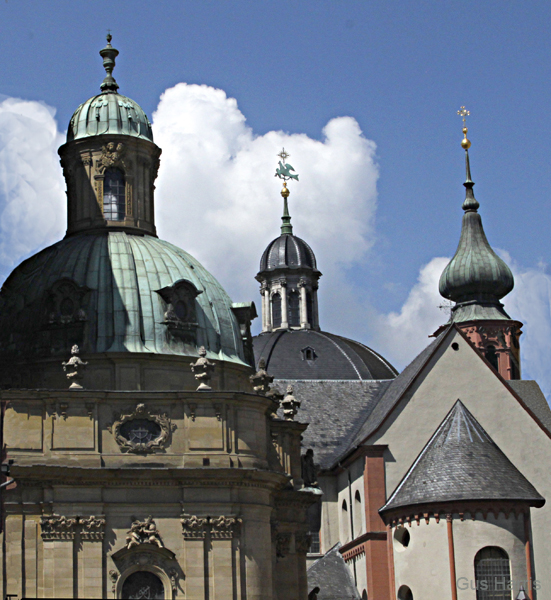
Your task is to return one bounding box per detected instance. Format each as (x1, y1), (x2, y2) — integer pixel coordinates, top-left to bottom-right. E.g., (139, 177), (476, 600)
(281, 181), (290, 198)
(457, 106), (471, 149)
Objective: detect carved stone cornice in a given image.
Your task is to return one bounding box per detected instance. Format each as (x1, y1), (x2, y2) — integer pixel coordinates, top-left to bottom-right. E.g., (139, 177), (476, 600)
(40, 514), (105, 541)
(180, 514), (242, 540)
(107, 403), (175, 454)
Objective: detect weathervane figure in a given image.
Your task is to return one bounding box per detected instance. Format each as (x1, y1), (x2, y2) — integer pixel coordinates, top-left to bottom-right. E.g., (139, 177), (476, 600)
(275, 148), (299, 182)
(274, 148), (298, 235)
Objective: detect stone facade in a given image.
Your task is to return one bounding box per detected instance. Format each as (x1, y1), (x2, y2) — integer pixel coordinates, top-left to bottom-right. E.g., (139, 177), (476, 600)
(1, 389), (314, 598)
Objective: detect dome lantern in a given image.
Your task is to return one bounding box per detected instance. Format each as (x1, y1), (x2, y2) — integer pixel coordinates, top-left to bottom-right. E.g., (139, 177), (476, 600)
(59, 34), (161, 237)
(256, 151), (322, 332)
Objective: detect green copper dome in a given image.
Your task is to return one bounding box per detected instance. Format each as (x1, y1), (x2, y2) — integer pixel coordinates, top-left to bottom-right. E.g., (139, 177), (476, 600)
(439, 149), (514, 322)
(67, 34), (153, 143)
(0, 232), (247, 365)
(68, 93), (153, 142)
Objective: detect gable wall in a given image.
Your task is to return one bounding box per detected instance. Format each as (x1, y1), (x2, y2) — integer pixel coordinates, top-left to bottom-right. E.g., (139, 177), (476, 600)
(366, 329), (551, 597)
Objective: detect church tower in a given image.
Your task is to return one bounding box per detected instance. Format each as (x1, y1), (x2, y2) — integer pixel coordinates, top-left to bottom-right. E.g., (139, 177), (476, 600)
(437, 110), (522, 380)
(256, 175), (321, 332)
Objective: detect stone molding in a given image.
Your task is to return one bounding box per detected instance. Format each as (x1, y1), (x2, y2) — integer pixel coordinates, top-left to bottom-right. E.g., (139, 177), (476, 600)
(107, 402), (175, 454)
(180, 513), (242, 540)
(381, 500), (533, 527)
(40, 514), (105, 541)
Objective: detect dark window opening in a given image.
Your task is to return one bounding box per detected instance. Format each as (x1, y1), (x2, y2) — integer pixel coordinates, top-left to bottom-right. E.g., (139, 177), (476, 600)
(288, 291), (300, 326)
(103, 168), (126, 221)
(510, 359), (519, 380)
(485, 345), (499, 371)
(272, 293), (282, 328)
(302, 346), (317, 362)
(307, 292), (313, 324)
(474, 547), (511, 600)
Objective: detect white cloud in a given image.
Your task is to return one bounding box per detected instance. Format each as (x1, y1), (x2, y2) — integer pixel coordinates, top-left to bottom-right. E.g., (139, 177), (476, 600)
(0, 98), (65, 271)
(152, 83), (379, 323)
(371, 257), (451, 367)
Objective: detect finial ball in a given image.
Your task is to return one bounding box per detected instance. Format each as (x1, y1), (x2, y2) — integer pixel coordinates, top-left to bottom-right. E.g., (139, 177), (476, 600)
(461, 137), (471, 149)
(281, 183), (290, 198)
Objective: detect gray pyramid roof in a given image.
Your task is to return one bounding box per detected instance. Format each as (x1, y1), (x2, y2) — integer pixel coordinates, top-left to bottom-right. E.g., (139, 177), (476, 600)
(380, 400), (545, 513)
(307, 544), (360, 600)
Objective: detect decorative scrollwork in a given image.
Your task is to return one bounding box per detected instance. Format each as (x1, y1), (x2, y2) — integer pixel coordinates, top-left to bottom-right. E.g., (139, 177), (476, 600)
(40, 514), (105, 541)
(180, 513), (241, 540)
(107, 403), (176, 454)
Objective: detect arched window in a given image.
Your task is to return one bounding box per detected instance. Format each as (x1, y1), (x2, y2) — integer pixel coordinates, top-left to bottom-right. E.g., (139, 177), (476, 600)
(103, 168), (126, 221)
(474, 547), (511, 600)
(354, 490), (363, 535)
(341, 499), (350, 542)
(272, 293), (282, 328)
(397, 585), (413, 600)
(122, 570), (164, 599)
(288, 291), (300, 326)
(485, 345), (499, 371)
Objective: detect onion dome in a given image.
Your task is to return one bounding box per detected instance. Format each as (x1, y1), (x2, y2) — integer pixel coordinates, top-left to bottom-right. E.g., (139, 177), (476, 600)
(67, 34), (153, 142)
(439, 129), (514, 322)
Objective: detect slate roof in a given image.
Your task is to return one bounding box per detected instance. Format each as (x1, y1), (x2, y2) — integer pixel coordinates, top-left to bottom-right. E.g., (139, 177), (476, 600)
(380, 400), (545, 513)
(276, 379), (392, 469)
(259, 233), (318, 272)
(507, 380), (551, 435)
(307, 544), (360, 600)
(253, 329), (398, 381)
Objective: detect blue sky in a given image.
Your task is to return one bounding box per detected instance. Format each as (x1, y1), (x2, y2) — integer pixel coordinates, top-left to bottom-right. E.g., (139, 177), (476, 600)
(2, 1), (551, 392)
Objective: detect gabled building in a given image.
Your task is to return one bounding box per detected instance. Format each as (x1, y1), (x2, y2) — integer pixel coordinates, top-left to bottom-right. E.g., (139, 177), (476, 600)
(254, 124), (551, 600)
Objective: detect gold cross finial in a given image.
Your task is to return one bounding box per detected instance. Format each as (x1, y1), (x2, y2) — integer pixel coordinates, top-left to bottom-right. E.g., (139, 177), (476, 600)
(457, 106), (471, 149)
(277, 148), (290, 163)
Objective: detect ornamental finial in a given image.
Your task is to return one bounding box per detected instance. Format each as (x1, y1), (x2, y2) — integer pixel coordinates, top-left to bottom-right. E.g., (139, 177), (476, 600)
(457, 106), (471, 150)
(275, 148), (298, 235)
(99, 32), (119, 93)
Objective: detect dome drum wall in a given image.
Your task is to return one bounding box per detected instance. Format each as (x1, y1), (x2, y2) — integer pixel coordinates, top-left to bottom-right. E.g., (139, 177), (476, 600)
(59, 134), (161, 237)
(0, 352), (253, 392)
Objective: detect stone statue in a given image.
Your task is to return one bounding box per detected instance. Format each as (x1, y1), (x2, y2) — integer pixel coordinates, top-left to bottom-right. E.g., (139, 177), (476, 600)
(308, 587), (320, 600)
(249, 358), (274, 394)
(301, 448), (318, 488)
(190, 346), (215, 390)
(62, 345), (88, 389)
(281, 384), (300, 421)
(125, 515), (163, 549)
